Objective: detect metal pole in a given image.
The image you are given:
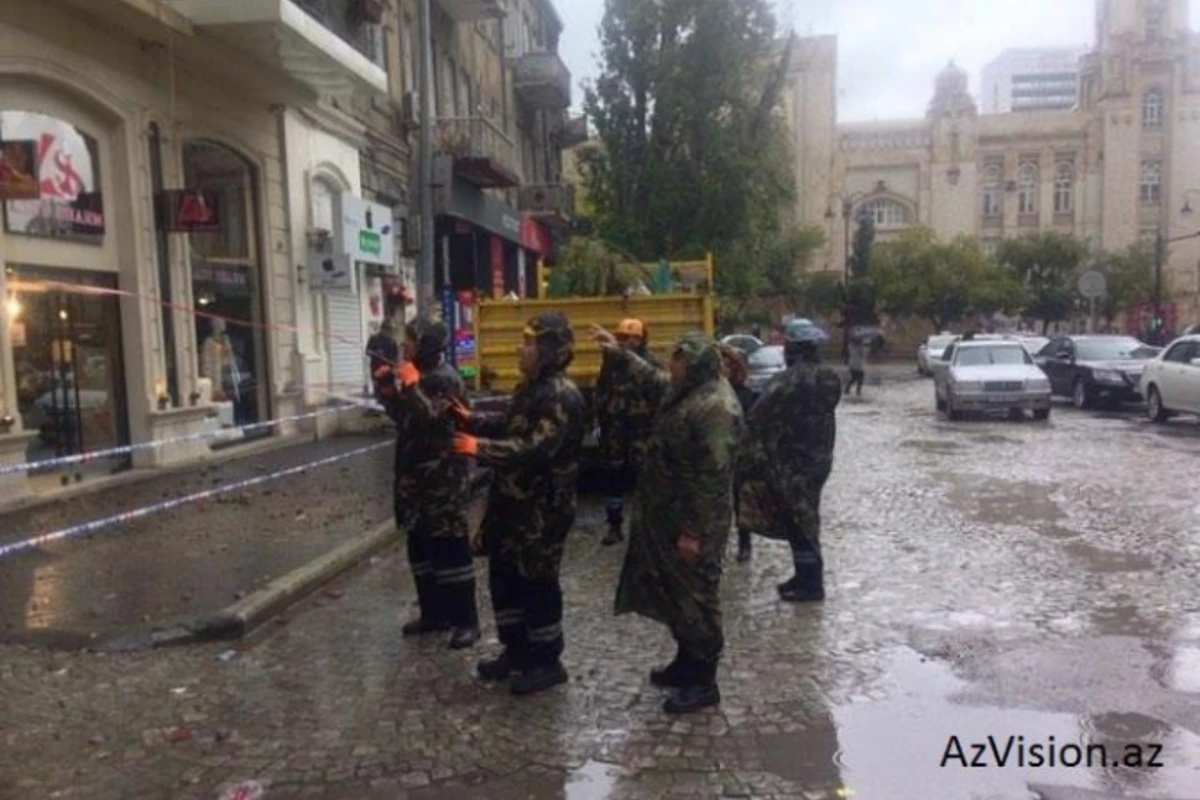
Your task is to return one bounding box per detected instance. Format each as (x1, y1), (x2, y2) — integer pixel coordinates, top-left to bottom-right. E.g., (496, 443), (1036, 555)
(1154, 228), (1164, 344)
(417, 0), (435, 315)
(842, 199), (851, 362)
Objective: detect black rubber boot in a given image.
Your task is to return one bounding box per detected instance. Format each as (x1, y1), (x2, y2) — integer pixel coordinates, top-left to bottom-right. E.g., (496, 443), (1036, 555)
(445, 581), (480, 649)
(736, 529), (752, 564)
(778, 563), (824, 603)
(449, 626), (481, 649)
(403, 573), (447, 636)
(649, 646), (689, 688)
(601, 523), (624, 546)
(401, 617), (450, 636)
(477, 649), (520, 681)
(510, 661), (568, 696)
(663, 659), (720, 714)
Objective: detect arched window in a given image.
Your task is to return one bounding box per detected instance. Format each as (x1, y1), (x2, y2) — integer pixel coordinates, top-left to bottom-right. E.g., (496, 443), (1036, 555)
(858, 197), (910, 228)
(1143, 88), (1164, 129)
(1141, 159), (1163, 204)
(1053, 162), (1074, 214)
(1017, 162), (1038, 215)
(981, 164), (1002, 217)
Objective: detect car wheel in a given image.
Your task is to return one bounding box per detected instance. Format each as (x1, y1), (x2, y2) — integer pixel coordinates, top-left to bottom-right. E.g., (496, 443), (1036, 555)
(1146, 386), (1171, 423)
(1008, 408), (1024, 421)
(1071, 378), (1092, 410)
(935, 390), (945, 411)
(1032, 408), (1051, 421)
(946, 394), (962, 421)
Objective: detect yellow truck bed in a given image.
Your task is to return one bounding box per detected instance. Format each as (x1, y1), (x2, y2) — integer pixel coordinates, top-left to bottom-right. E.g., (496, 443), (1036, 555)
(472, 293), (715, 392)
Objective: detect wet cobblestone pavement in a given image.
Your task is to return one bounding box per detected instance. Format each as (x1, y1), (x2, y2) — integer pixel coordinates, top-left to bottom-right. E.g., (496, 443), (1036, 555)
(4, 375), (1200, 799)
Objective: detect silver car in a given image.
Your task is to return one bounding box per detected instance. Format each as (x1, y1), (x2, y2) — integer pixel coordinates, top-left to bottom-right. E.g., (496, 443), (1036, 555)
(918, 334), (958, 376)
(934, 340), (1052, 421)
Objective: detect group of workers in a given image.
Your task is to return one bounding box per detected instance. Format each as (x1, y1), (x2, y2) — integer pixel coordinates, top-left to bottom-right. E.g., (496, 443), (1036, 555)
(373, 311), (842, 715)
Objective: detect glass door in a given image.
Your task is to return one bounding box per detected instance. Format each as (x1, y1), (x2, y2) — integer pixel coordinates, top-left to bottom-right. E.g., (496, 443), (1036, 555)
(10, 265), (129, 481)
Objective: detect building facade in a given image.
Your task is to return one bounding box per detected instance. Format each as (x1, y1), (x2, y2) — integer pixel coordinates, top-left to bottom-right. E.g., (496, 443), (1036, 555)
(787, 0), (1200, 332)
(981, 48), (1086, 114)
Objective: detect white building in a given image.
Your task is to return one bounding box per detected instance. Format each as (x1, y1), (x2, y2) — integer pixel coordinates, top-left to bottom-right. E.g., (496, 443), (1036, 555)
(981, 47), (1087, 114)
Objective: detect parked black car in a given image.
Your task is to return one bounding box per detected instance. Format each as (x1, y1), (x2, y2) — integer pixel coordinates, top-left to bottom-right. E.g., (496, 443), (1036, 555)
(1034, 334), (1159, 408)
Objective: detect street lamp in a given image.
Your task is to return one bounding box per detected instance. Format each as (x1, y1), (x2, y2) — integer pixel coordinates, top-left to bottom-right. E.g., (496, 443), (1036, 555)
(1151, 189), (1200, 344)
(824, 192), (868, 360)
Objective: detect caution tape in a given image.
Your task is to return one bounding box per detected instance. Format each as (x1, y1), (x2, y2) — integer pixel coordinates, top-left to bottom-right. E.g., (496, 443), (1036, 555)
(0, 440), (393, 561)
(0, 398), (390, 477)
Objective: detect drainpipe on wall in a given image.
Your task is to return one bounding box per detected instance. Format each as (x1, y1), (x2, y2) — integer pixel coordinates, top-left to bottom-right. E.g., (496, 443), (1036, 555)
(273, 104), (304, 362)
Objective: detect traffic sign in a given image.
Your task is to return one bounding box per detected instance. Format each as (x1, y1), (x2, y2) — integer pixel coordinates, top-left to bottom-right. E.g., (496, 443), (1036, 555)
(1077, 270), (1107, 299)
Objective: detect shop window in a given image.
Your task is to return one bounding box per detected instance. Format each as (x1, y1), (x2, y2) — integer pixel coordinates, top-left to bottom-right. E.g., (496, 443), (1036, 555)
(183, 140), (266, 432)
(0, 110), (105, 243)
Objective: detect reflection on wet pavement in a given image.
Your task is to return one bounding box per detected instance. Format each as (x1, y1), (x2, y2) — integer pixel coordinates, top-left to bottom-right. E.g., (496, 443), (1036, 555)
(4, 378), (1200, 798)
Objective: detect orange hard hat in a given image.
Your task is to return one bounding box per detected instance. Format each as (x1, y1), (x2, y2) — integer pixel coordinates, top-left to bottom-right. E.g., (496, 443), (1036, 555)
(615, 318), (645, 338)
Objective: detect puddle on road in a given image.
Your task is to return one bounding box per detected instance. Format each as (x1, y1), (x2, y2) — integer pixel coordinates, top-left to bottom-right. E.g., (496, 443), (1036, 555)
(1061, 541), (1155, 574)
(404, 761), (623, 800)
(968, 433), (1022, 445)
(1153, 647), (1200, 694)
(940, 475), (1066, 528)
(759, 648), (1200, 800)
(899, 439), (963, 455)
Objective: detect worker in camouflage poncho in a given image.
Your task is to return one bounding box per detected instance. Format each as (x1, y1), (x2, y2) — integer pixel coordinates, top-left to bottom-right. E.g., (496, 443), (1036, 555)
(596, 326), (743, 715)
(736, 327), (841, 603)
(449, 311), (587, 697)
(376, 316), (479, 649)
(593, 317), (665, 545)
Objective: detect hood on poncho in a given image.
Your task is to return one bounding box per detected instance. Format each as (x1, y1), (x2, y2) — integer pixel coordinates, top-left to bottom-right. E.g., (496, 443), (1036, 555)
(525, 311), (575, 379)
(404, 316), (449, 371)
(663, 332), (721, 406)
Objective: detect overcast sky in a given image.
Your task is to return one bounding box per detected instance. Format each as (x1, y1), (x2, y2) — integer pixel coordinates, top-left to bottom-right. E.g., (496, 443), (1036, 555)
(558, 0), (1200, 122)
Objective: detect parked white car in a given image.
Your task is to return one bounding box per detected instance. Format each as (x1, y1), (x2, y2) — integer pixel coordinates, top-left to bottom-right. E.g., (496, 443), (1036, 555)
(917, 334), (957, 376)
(1139, 334), (1200, 421)
(934, 339), (1052, 421)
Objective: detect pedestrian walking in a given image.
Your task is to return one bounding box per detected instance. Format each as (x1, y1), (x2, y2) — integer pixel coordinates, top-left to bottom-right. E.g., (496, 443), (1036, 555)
(379, 317), (480, 649)
(448, 312), (587, 696)
(717, 343), (759, 564)
(737, 327), (841, 603)
(596, 326), (743, 714)
(845, 336), (865, 397)
(593, 318), (664, 546)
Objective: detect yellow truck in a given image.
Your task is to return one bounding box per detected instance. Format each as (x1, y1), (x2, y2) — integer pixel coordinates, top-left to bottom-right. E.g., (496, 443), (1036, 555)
(469, 254), (716, 393)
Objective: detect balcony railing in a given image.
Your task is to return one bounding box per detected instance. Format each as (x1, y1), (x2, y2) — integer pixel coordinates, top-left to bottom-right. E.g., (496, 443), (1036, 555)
(292, 0), (384, 67)
(518, 183), (575, 225)
(435, 117), (520, 188)
(514, 51), (571, 110)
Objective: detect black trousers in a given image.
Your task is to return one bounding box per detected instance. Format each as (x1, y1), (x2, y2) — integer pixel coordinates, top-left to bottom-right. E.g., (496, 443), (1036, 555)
(846, 368), (865, 396)
(605, 461), (639, 527)
(487, 539), (564, 669)
(407, 532), (477, 629)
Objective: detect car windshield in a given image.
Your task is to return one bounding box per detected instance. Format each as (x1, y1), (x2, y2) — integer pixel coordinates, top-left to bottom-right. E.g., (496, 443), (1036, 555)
(1019, 337), (1048, 351)
(929, 336), (955, 349)
(955, 345), (1031, 366)
(1074, 338), (1155, 361)
(748, 346), (785, 368)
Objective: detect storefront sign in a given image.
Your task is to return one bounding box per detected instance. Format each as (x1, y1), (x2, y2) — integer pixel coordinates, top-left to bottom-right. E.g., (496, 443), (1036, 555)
(340, 196), (395, 267)
(454, 290), (477, 378)
(440, 286), (457, 367)
(520, 215), (550, 256)
(315, 253), (354, 291)
(0, 139), (39, 200)
(435, 164), (523, 245)
(490, 238), (505, 298)
(156, 189), (221, 232)
(1, 111), (105, 239)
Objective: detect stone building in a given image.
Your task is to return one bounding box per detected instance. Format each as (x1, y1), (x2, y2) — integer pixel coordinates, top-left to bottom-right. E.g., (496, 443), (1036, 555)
(786, 0), (1200, 332)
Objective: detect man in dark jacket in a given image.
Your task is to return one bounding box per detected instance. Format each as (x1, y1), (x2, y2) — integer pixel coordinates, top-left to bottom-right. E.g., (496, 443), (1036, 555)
(379, 317), (479, 649)
(366, 319), (400, 403)
(449, 311), (587, 696)
(737, 327), (841, 602)
(593, 318), (664, 545)
(599, 327), (743, 714)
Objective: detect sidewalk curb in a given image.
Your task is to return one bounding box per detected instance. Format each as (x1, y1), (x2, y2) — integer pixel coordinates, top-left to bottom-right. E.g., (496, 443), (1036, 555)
(144, 467), (491, 650)
(153, 521), (400, 648)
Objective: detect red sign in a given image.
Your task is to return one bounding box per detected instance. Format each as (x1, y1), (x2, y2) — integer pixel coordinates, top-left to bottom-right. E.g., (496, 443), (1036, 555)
(490, 237), (505, 298)
(520, 215), (549, 255)
(157, 190), (221, 232)
(0, 140), (39, 200)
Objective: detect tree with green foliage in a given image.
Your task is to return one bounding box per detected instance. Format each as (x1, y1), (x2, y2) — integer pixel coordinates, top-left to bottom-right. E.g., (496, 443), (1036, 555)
(870, 227), (1024, 332)
(1090, 244), (1155, 327)
(994, 231), (1088, 333)
(580, 0), (798, 311)
(545, 237), (647, 297)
